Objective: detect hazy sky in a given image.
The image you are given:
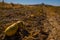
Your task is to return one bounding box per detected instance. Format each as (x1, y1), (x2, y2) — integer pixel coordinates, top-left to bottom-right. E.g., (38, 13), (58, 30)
(0, 0), (60, 6)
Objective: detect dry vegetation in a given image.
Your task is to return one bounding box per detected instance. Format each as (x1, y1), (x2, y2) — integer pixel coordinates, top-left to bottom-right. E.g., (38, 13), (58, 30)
(0, 2), (60, 40)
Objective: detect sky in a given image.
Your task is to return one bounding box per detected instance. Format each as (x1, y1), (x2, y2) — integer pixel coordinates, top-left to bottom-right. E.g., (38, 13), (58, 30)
(0, 0), (60, 6)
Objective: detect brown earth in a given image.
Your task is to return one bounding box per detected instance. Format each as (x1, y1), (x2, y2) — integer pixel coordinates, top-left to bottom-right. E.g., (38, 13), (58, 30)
(0, 2), (60, 40)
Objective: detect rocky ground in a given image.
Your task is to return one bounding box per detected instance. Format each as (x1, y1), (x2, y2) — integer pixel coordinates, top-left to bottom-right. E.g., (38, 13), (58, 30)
(0, 3), (60, 40)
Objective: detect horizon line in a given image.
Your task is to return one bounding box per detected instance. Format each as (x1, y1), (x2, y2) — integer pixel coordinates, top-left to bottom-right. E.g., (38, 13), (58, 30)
(0, 2), (60, 6)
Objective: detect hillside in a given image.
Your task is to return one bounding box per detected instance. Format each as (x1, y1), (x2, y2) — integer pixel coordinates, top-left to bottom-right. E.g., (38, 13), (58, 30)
(0, 2), (60, 40)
